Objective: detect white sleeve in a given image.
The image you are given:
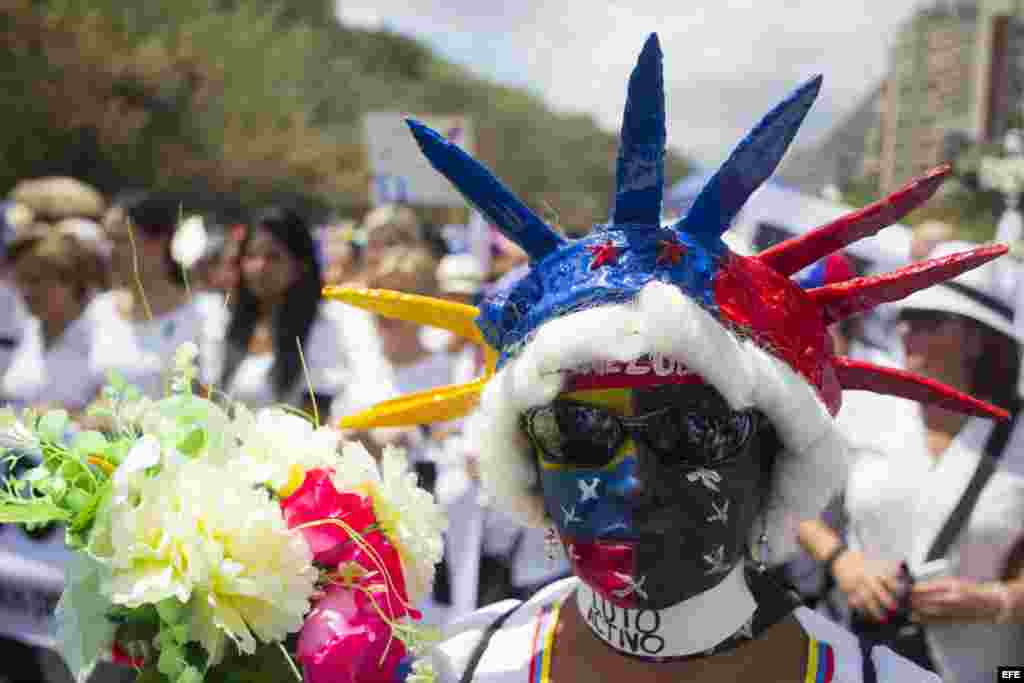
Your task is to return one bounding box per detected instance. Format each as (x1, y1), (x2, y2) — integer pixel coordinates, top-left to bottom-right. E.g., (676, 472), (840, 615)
(302, 312), (354, 397)
(327, 308), (395, 420)
(872, 645), (942, 682)
(429, 599), (521, 683)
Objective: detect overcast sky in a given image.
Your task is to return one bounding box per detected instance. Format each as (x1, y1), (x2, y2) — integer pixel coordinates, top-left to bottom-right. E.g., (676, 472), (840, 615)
(336, 1), (926, 168)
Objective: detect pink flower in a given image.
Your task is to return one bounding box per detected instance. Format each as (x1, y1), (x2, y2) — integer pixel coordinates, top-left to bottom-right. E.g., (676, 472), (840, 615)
(297, 584), (407, 683)
(281, 468), (419, 620)
(110, 642), (145, 669)
(333, 529), (418, 621)
(281, 468), (377, 567)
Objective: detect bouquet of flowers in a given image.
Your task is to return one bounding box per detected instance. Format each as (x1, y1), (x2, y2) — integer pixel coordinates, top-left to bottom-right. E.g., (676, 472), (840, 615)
(0, 343), (446, 683)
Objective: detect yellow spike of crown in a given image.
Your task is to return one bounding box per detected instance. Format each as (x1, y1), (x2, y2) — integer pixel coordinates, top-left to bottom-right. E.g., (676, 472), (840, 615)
(323, 286), (498, 428)
(339, 376), (489, 429)
(323, 287), (486, 347)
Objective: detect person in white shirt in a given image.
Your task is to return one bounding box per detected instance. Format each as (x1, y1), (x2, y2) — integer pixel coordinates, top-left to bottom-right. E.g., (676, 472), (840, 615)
(799, 241), (1024, 681)
(208, 207), (345, 413)
(2, 228), (106, 411)
(0, 202), (34, 383)
(84, 193), (208, 402)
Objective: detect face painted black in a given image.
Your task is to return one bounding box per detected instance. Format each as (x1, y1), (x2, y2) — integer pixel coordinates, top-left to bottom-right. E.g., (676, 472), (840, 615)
(628, 384), (767, 608)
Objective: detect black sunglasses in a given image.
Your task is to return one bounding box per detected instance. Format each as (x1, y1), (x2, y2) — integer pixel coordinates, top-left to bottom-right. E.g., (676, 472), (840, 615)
(520, 400), (761, 468)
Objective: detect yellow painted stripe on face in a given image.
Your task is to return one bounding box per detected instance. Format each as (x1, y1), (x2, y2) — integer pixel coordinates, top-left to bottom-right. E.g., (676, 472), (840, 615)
(537, 387), (637, 471)
(560, 387), (634, 416)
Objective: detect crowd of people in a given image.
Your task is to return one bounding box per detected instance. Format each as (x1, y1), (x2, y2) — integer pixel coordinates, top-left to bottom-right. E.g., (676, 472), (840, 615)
(0, 161), (1021, 682)
(0, 176), (570, 682)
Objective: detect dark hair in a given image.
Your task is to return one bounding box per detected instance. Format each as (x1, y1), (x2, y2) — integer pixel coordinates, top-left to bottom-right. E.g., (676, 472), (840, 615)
(967, 319), (1021, 413)
(220, 207), (322, 402)
(109, 191), (186, 285)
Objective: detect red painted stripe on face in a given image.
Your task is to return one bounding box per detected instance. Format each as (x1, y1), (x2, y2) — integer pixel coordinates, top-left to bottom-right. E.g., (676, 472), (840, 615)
(564, 537), (639, 608)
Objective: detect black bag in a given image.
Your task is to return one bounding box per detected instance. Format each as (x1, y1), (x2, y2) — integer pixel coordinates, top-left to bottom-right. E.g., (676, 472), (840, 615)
(477, 531), (524, 607)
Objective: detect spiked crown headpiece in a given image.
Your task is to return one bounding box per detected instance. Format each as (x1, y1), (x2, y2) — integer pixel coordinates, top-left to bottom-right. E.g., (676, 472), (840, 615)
(327, 33), (1007, 429)
(326, 35), (1011, 560)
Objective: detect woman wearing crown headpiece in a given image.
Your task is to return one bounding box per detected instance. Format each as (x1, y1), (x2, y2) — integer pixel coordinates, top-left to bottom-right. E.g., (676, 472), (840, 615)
(324, 34), (1008, 681)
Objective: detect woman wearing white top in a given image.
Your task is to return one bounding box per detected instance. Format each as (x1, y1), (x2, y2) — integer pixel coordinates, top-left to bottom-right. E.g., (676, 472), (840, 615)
(799, 241), (1024, 681)
(212, 207), (345, 413)
(89, 193), (207, 400)
(2, 228), (106, 411)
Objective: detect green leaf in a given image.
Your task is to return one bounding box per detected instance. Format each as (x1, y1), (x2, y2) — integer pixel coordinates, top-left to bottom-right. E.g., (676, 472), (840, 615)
(0, 502), (71, 524)
(107, 370), (128, 394)
(70, 431), (108, 459)
(55, 554), (117, 683)
(156, 597), (186, 625)
(85, 485), (115, 557)
(69, 479), (112, 534)
(176, 428), (206, 457)
(177, 665), (203, 683)
(106, 439), (132, 466)
(158, 642), (187, 680)
(64, 489), (91, 514)
(46, 476), (68, 498)
(38, 410), (70, 444)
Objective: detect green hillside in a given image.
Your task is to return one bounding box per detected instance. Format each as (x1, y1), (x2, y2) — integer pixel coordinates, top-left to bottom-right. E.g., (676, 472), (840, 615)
(0, 0), (690, 224)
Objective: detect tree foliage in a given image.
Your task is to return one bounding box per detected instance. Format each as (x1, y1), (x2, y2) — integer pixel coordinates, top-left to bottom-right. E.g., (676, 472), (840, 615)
(0, 0), (690, 224)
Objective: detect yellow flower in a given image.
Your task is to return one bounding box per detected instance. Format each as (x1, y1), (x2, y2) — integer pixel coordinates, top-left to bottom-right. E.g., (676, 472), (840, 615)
(98, 460), (317, 664)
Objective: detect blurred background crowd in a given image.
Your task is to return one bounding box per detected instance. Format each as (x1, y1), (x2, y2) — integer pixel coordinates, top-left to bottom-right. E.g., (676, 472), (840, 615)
(3, 0), (1024, 680)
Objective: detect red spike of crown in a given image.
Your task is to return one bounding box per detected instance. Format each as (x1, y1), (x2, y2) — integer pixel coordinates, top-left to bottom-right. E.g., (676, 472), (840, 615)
(808, 244), (1008, 324)
(833, 357), (1009, 420)
(712, 241), (1012, 420)
(758, 164), (950, 277)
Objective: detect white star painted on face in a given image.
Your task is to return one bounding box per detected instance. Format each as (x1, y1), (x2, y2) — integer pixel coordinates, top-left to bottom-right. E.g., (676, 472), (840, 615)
(611, 573), (648, 600)
(703, 545), (730, 575)
(707, 499), (729, 525)
(578, 477), (600, 503)
(561, 504), (582, 526)
(566, 543), (582, 563)
(687, 468), (722, 492)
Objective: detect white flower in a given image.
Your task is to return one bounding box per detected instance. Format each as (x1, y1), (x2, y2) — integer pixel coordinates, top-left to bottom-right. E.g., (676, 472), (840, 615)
(173, 341), (200, 386)
(231, 407), (340, 495)
(332, 443), (447, 603)
(96, 460), (317, 664)
(111, 434), (163, 505)
(0, 412), (40, 453)
(116, 394), (155, 428)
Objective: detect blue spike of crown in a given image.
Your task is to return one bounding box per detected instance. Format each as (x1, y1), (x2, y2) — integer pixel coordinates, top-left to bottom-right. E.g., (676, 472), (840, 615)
(611, 33), (666, 226)
(406, 120), (566, 261)
(407, 34), (821, 368)
(676, 75), (822, 249)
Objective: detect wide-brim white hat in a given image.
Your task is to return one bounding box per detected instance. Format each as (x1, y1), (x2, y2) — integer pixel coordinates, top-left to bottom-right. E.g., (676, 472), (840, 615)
(898, 240), (1019, 344)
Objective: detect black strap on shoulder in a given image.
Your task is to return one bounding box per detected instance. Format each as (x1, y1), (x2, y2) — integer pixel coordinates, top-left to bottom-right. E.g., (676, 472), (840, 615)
(459, 601), (528, 683)
(859, 638), (878, 683)
(925, 399), (1021, 562)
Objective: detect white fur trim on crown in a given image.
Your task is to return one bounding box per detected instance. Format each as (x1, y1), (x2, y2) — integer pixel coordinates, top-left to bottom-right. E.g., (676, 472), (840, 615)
(467, 281), (850, 563)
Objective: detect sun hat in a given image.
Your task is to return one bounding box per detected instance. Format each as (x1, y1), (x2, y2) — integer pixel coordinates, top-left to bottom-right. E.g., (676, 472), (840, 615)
(898, 240), (1018, 343)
